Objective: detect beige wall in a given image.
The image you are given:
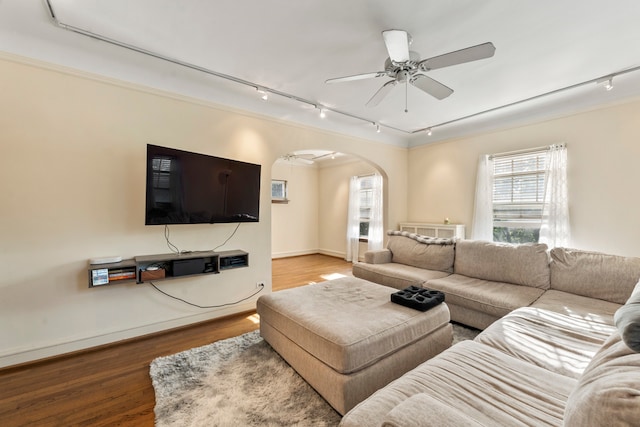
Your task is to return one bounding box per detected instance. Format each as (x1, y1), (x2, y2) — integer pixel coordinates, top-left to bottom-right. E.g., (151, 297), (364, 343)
(318, 160), (378, 258)
(271, 157), (388, 260)
(271, 162), (319, 258)
(408, 98), (640, 257)
(0, 54), (408, 366)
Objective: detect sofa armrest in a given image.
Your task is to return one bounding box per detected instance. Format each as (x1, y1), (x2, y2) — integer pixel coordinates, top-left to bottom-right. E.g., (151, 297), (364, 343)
(364, 249), (392, 264)
(381, 393), (483, 427)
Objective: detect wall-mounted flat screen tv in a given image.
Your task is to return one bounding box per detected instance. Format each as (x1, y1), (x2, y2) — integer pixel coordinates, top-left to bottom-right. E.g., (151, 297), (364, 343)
(145, 144), (261, 225)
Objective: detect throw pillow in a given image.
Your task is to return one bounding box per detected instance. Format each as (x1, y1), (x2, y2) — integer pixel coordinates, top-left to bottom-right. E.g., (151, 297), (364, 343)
(614, 279), (640, 352)
(564, 332), (640, 426)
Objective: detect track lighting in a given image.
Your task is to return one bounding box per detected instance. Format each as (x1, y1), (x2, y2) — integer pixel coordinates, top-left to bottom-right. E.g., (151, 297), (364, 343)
(605, 77), (614, 91)
(43, 1), (640, 139)
(256, 87), (268, 100)
(426, 128), (433, 136)
(319, 107), (326, 119)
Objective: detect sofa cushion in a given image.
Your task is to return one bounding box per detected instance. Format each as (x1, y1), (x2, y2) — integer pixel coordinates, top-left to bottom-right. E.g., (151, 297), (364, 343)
(386, 234), (455, 273)
(381, 393), (484, 427)
(454, 240), (550, 289)
(530, 290), (621, 326)
(352, 262), (450, 290)
(564, 332), (640, 426)
(476, 307), (616, 378)
(256, 277), (450, 374)
(340, 340), (576, 427)
(363, 248), (392, 264)
(614, 280), (640, 352)
(550, 247), (640, 304)
(427, 274), (545, 319)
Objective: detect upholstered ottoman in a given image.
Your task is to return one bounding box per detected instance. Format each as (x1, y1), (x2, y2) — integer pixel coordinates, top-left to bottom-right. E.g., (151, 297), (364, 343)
(256, 276), (452, 415)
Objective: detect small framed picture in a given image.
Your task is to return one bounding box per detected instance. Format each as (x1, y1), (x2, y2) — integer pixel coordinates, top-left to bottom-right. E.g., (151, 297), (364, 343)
(271, 179), (289, 203)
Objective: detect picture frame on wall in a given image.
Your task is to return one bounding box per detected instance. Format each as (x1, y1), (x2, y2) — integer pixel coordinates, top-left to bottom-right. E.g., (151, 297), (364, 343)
(271, 179), (289, 203)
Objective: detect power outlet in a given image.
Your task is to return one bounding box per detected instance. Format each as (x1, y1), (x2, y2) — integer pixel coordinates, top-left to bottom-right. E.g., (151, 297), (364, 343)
(256, 281), (265, 289)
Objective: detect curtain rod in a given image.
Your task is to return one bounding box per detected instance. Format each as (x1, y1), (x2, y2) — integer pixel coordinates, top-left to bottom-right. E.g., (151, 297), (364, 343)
(489, 143), (565, 159)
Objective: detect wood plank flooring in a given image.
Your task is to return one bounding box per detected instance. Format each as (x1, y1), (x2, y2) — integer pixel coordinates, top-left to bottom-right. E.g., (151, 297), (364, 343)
(0, 254), (352, 427)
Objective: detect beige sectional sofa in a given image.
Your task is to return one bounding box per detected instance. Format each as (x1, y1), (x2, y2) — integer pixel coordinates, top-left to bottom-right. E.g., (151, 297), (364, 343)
(343, 232), (640, 426)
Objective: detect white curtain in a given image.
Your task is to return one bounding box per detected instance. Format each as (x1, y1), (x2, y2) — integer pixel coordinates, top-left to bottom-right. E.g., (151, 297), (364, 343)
(471, 154), (495, 241)
(539, 144), (570, 248)
(346, 176), (360, 262)
(368, 174), (384, 251)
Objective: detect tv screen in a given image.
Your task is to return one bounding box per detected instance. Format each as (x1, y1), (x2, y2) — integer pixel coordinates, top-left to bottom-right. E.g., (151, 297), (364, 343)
(145, 144), (261, 225)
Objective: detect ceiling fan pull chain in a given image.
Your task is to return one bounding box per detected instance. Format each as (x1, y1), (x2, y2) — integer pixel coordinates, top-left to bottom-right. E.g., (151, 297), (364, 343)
(405, 81), (409, 113)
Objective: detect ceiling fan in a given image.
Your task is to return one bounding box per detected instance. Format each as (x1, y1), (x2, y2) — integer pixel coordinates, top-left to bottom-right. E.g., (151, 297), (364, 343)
(280, 151), (338, 165)
(326, 30), (495, 109)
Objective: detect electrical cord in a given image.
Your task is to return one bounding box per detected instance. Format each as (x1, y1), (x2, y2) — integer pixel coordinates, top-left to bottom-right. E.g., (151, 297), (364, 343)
(149, 281), (264, 308)
(164, 225), (181, 254)
(164, 222), (241, 254)
(212, 223), (241, 251)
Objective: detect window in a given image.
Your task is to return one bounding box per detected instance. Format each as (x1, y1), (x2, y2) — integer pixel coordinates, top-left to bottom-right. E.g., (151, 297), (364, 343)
(347, 173), (383, 262)
(492, 150), (547, 243)
(357, 176), (375, 240)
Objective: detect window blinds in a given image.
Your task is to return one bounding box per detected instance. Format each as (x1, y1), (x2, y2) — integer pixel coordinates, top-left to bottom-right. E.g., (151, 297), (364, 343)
(492, 150), (547, 226)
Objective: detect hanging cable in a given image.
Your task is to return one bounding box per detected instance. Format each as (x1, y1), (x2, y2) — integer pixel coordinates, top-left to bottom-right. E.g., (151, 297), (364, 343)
(164, 225), (181, 253)
(150, 281), (264, 309)
(212, 223), (241, 251)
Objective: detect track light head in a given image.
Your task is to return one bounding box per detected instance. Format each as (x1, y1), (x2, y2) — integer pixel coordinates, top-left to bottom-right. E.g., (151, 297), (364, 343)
(256, 87), (268, 100)
(426, 128), (433, 136)
(605, 77), (614, 91)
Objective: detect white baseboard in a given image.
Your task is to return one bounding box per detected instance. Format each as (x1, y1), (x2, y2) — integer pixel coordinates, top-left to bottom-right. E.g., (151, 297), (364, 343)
(0, 301), (256, 368)
(271, 249), (319, 259)
(318, 248), (347, 259)
(271, 249), (347, 260)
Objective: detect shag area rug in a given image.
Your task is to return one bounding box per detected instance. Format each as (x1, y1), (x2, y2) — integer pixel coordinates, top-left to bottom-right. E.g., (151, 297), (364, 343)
(150, 324), (479, 427)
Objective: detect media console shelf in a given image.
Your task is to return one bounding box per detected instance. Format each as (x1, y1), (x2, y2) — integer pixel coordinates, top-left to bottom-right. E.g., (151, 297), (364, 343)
(136, 251), (220, 283)
(88, 259), (137, 288)
(87, 250), (248, 287)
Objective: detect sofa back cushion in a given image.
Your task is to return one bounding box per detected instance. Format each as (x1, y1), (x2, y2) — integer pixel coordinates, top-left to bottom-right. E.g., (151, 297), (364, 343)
(563, 332), (640, 426)
(386, 234), (455, 273)
(453, 240), (550, 289)
(550, 247), (640, 304)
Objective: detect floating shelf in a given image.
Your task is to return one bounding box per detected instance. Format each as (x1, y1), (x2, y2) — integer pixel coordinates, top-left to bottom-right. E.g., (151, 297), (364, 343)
(88, 250), (248, 288)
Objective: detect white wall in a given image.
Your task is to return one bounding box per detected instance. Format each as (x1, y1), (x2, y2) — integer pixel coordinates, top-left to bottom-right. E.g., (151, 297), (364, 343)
(407, 98), (640, 257)
(271, 162), (319, 258)
(0, 53), (408, 367)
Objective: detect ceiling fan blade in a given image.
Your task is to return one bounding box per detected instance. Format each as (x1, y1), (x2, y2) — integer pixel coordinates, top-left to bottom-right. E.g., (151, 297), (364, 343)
(366, 80), (397, 107)
(294, 158), (314, 165)
(325, 71), (386, 84)
(418, 42), (496, 71)
(411, 74), (453, 100)
(282, 154), (314, 165)
(382, 29), (411, 63)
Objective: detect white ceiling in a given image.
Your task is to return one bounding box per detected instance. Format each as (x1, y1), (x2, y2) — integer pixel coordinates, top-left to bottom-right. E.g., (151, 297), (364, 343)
(2, 0), (640, 147)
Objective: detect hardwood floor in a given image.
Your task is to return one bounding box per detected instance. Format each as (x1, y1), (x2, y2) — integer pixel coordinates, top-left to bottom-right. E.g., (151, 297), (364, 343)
(0, 254), (353, 427)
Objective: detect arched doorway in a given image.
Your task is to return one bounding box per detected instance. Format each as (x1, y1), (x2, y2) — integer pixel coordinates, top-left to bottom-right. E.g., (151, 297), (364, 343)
(271, 149), (388, 261)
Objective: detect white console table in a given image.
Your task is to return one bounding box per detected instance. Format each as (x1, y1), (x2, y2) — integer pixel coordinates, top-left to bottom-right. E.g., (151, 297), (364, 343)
(398, 222), (465, 239)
